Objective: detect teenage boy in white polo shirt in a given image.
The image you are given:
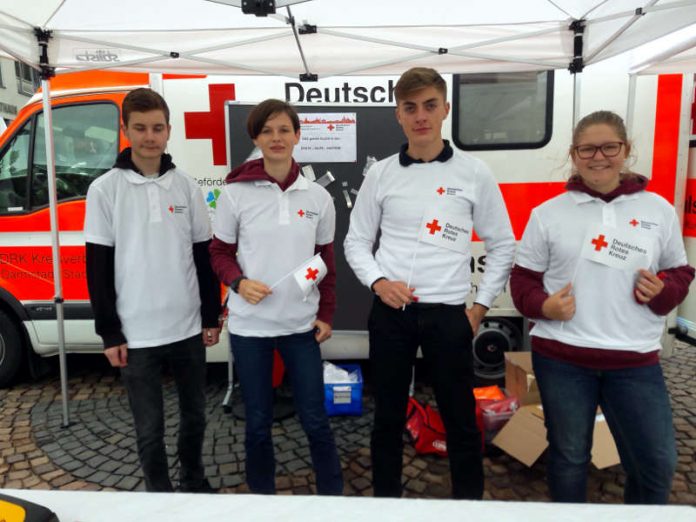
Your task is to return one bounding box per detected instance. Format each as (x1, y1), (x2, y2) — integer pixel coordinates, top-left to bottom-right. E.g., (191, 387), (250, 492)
(344, 67), (515, 499)
(84, 88), (221, 493)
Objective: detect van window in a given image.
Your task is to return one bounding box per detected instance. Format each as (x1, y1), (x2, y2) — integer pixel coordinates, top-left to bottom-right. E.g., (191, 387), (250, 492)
(453, 71), (553, 150)
(31, 103), (119, 208)
(0, 122), (31, 213)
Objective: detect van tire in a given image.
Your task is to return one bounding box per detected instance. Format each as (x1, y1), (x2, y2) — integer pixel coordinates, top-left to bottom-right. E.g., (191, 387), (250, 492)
(0, 310), (23, 388)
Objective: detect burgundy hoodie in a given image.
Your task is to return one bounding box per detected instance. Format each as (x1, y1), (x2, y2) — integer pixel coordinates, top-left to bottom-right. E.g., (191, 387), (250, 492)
(209, 159), (337, 325)
(510, 175), (695, 369)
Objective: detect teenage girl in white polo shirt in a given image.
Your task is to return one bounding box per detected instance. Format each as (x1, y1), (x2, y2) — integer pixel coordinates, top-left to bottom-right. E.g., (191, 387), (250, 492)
(209, 99), (343, 495)
(511, 110), (694, 504)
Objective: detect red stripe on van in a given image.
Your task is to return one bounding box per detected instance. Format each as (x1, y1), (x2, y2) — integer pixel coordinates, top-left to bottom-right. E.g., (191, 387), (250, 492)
(1, 200), (86, 232)
(651, 75), (683, 205)
(499, 181), (566, 240)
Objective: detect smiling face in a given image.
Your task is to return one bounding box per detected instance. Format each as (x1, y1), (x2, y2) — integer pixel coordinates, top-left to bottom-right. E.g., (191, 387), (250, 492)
(252, 111), (300, 165)
(395, 86), (450, 154)
(571, 123), (629, 194)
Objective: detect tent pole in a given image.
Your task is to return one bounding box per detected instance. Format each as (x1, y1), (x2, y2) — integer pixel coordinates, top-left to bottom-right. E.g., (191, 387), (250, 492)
(36, 28), (70, 427)
(572, 72), (582, 129)
(626, 73), (637, 134)
(568, 19), (586, 129)
(41, 79), (70, 428)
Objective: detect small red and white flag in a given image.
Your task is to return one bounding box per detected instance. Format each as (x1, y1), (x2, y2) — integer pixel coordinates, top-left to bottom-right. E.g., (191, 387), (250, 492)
(580, 225), (653, 271)
(418, 209), (471, 254)
(293, 254), (327, 298)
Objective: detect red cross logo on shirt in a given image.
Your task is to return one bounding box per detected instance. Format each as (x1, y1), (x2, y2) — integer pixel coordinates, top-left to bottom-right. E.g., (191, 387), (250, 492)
(425, 219), (442, 235)
(305, 267), (319, 280)
(298, 209), (305, 218)
(168, 205), (174, 213)
(629, 219), (639, 227)
(436, 187), (445, 195)
(591, 234), (609, 251)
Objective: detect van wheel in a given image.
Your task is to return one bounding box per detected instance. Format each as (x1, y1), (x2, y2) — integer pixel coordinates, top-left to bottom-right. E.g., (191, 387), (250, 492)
(472, 318), (522, 382)
(0, 310), (24, 388)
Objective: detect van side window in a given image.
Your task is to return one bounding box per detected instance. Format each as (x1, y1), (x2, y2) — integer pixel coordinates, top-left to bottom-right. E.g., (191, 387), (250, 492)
(453, 71), (553, 151)
(0, 123), (31, 214)
(31, 103), (119, 209)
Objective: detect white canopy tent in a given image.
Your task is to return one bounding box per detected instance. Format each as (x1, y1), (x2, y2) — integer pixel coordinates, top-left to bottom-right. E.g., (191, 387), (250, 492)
(2, 0), (696, 78)
(2, 0), (696, 426)
(630, 22), (696, 73)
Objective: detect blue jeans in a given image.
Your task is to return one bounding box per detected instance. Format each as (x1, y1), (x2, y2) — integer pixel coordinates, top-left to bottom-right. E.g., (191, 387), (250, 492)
(230, 330), (343, 495)
(120, 335), (207, 492)
(532, 351), (677, 504)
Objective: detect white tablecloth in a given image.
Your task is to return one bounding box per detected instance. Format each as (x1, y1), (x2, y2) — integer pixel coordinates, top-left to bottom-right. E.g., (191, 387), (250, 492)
(2, 488), (694, 522)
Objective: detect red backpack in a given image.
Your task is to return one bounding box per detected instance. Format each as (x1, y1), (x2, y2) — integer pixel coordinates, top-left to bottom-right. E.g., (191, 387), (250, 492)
(405, 397), (449, 457)
(405, 397), (485, 457)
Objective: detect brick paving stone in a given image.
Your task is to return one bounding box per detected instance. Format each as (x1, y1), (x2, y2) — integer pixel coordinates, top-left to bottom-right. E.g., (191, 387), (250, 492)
(71, 466), (97, 479)
(41, 469), (66, 482)
(5, 454), (24, 464)
(221, 474), (244, 488)
(115, 476), (141, 491)
(50, 474), (74, 488)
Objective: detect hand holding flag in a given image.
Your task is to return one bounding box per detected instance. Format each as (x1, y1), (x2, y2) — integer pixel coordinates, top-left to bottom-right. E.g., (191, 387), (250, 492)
(238, 279), (272, 305)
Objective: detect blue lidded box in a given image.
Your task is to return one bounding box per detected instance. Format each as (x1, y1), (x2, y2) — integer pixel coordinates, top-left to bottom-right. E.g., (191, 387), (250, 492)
(324, 363), (363, 416)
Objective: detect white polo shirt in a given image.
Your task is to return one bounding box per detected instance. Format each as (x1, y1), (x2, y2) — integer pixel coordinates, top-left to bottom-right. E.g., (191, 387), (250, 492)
(344, 150), (515, 307)
(213, 174), (335, 336)
(515, 190), (687, 352)
(84, 167), (212, 348)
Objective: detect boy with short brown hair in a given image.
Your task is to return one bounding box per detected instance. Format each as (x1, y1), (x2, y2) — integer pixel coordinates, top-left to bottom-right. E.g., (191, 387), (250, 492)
(345, 67), (515, 499)
(85, 87), (220, 492)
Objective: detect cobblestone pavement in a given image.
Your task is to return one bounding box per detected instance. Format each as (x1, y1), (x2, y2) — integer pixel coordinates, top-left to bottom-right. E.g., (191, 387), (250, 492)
(1, 342), (694, 504)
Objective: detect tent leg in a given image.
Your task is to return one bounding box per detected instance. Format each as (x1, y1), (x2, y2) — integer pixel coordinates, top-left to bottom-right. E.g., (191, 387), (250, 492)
(572, 72), (582, 129)
(41, 78), (70, 428)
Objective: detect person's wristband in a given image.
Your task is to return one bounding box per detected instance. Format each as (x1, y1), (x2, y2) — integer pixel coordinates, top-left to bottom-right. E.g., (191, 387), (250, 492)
(231, 275), (247, 294)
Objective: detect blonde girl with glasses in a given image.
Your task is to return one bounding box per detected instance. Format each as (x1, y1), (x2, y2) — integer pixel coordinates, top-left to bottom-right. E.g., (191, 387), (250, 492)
(509, 110), (693, 504)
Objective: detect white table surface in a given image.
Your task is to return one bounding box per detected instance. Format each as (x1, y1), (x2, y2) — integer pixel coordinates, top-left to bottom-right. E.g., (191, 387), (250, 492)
(2, 489), (695, 522)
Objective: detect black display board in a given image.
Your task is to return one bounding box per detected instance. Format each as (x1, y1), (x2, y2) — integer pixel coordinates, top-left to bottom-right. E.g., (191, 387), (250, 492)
(225, 102), (405, 331)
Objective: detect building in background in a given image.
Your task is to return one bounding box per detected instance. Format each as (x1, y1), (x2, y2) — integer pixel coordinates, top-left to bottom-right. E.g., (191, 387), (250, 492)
(0, 58), (39, 129)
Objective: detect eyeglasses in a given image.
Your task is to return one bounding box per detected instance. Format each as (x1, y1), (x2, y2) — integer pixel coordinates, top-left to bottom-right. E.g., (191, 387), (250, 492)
(574, 141), (624, 159)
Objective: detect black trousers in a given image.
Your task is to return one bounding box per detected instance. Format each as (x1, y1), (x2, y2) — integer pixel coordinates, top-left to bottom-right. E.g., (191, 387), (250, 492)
(120, 334), (207, 492)
(368, 298), (483, 499)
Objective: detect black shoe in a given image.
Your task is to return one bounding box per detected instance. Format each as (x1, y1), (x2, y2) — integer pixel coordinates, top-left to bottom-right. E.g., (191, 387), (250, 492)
(178, 478), (217, 494)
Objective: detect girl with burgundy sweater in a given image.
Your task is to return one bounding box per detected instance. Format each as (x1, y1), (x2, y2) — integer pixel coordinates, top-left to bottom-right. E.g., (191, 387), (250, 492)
(511, 110), (693, 504)
(209, 99), (343, 495)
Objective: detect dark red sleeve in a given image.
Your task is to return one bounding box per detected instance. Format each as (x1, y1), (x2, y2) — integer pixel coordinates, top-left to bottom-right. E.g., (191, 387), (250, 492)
(315, 242), (336, 325)
(646, 265), (695, 316)
(208, 235), (242, 287)
(510, 264), (549, 320)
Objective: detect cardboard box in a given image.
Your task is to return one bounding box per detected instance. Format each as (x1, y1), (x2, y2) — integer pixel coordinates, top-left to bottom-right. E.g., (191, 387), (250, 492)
(324, 364), (363, 417)
(492, 405), (620, 469)
(504, 352), (540, 405)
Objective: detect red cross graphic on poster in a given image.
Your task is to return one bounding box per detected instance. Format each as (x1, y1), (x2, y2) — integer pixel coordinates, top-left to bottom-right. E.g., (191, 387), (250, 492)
(327, 124), (335, 131)
(305, 267), (319, 280)
(184, 84), (236, 166)
(437, 187), (445, 195)
(168, 206), (174, 213)
(629, 219), (639, 227)
(591, 234), (608, 251)
(298, 209), (305, 218)
(426, 219), (442, 235)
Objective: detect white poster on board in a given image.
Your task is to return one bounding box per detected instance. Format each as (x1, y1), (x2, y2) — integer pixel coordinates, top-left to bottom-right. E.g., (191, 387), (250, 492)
(295, 112), (357, 163)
